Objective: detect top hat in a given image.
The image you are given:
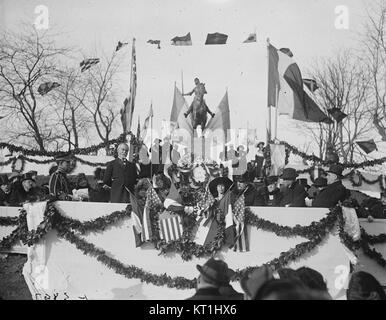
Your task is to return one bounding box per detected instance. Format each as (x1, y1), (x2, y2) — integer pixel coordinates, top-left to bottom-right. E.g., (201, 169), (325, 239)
(314, 177), (327, 188)
(196, 258), (235, 286)
(0, 175), (9, 186)
(280, 168), (298, 180)
(209, 176), (233, 196)
(325, 164), (343, 177)
(21, 172), (35, 183)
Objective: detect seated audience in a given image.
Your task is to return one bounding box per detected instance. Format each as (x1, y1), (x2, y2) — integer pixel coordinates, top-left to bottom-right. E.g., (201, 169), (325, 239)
(307, 177), (327, 200)
(231, 172), (265, 206)
(89, 168), (110, 202)
(347, 271), (386, 300)
(312, 164), (349, 208)
(274, 168), (306, 207)
(187, 258), (242, 300)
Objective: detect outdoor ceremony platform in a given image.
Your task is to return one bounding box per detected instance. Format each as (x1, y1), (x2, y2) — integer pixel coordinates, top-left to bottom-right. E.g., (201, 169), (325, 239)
(1, 202), (385, 300)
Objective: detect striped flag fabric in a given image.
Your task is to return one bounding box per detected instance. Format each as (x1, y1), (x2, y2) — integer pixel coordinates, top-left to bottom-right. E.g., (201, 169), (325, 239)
(37, 82), (60, 95)
(129, 191), (144, 247)
(80, 58), (100, 72)
(267, 43), (331, 123)
(142, 185), (163, 242)
(232, 194), (249, 252)
(158, 211), (183, 243)
(121, 38), (137, 134)
(171, 32), (192, 46)
(205, 32), (228, 45)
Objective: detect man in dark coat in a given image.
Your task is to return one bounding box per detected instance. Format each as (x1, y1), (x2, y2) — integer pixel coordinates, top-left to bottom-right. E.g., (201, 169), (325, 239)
(103, 143), (138, 203)
(312, 164), (348, 208)
(0, 175), (11, 206)
(274, 168), (306, 207)
(9, 173), (39, 206)
(187, 258), (242, 300)
(231, 172), (265, 206)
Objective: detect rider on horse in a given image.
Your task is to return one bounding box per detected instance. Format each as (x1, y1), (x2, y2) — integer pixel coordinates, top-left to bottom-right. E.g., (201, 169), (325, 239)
(183, 78), (215, 120)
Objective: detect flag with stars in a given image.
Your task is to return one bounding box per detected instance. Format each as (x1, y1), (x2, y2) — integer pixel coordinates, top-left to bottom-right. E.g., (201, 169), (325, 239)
(142, 185), (163, 241)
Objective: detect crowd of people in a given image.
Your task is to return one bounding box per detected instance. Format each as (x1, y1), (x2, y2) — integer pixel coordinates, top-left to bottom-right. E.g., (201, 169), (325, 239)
(0, 140), (352, 209)
(187, 258), (386, 300)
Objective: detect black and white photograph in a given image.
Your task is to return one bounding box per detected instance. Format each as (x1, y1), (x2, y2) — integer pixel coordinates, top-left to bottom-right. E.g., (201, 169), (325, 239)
(0, 0), (386, 304)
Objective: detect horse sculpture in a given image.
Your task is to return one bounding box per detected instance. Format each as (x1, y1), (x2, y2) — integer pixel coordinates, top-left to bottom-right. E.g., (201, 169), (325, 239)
(183, 80), (215, 131)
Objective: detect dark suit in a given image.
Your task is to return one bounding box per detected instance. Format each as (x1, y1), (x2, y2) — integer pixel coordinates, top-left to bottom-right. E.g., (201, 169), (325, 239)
(231, 184), (266, 206)
(312, 180), (348, 208)
(274, 182), (306, 207)
(103, 158), (138, 203)
(9, 183), (39, 207)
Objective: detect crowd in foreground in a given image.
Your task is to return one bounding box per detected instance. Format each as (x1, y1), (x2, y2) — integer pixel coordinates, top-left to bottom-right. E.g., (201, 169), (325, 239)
(187, 258), (386, 300)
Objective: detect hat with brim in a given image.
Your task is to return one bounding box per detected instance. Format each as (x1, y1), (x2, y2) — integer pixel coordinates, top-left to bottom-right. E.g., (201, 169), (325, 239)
(240, 265), (273, 299)
(266, 176), (278, 185)
(21, 172), (35, 183)
(314, 177), (327, 188)
(325, 164), (343, 177)
(257, 142), (265, 148)
(196, 258), (235, 286)
(209, 176), (233, 196)
(280, 168), (298, 180)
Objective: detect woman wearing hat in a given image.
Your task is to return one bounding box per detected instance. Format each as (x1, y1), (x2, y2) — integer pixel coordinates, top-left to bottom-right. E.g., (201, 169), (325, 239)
(312, 164), (349, 208)
(9, 172), (40, 206)
(274, 168), (307, 207)
(0, 175), (11, 206)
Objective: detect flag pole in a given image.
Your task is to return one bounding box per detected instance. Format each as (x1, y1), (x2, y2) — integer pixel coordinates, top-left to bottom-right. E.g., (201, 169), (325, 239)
(181, 70), (184, 94)
(266, 38), (272, 145)
(150, 100), (153, 179)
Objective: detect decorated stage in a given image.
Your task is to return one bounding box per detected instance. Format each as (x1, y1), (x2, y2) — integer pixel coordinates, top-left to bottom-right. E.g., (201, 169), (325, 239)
(1, 201), (385, 300)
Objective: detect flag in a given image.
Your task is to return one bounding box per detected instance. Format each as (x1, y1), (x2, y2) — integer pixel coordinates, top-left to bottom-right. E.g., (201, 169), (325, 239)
(303, 78), (319, 92)
(163, 182), (183, 209)
(37, 82), (60, 95)
(218, 190), (235, 247)
(120, 38), (137, 134)
(136, 116), (141, 140)
(197, 186), (216, 213)
(116, 41), (128, 52)
(205, 91), (231, 139)
(80, 58), (100, 72)
(170, 85), (193, 136)
(141, 103), (153, 144)
(129, 192), (143, 247)
(327, 107), (347, 123)
(142, 185), (163, 242)
(147, 39), (161, 49)
(232, 194), (249, 252)
(356, 139), (378, 154)
(267, 43), (331, 123)
(243, 32), (257, 43)
(171, 32), (192, 45)
(158, 211), (183, 242)
(205, 32), (228, 45)
(279, 48), (293, 57)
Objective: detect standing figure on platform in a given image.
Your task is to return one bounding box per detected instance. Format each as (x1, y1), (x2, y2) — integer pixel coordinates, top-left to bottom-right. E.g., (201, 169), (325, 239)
(103, 143), (138, 203)
(183, 77), (215, 130)
(49, 155), (72, 200)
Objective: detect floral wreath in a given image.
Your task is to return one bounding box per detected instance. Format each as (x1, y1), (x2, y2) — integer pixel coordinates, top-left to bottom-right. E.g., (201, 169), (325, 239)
(11, 155), (25, 173)
(191, 160), (210, 188)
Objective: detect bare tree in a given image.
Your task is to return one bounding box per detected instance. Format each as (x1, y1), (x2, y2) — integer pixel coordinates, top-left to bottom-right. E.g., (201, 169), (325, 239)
(0, 26), (69, 151)
(362, 1), (386, 141)
(300, 51), (373, 163)
(74, 51), (124, 150)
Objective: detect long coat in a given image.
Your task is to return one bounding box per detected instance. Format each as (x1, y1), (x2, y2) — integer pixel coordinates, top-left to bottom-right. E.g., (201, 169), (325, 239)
(103, 158), (138, 203)
(312, 180), (348, 208)
(274, 182), (306, 207)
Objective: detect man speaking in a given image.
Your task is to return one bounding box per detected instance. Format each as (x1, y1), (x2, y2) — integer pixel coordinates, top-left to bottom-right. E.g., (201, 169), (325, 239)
(103, 143), (138, 203)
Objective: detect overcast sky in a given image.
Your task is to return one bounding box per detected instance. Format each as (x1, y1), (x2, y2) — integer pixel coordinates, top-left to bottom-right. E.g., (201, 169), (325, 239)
(0, 0), (373, 151)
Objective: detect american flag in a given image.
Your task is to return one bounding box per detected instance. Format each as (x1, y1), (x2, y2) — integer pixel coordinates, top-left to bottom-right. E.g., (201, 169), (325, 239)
(121, 38), (137, 133)
(197, 187), (215, 213)
(142, 185), (163, 242)
(80, 58), (100, 72)
(158, 211), (183, 242)
(38, 82), (60, 95)
(232, 194), (249, 252)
